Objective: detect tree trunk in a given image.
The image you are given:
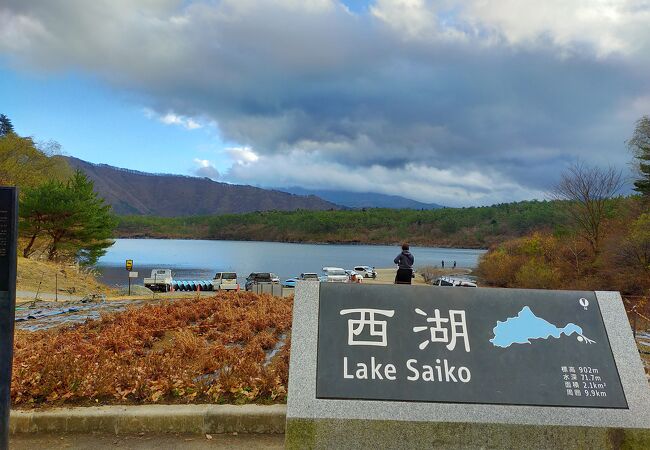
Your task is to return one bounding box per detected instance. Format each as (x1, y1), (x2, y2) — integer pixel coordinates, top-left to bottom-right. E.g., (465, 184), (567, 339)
(22, 232), (38, 258)
(47, 234), (61, 261)
(47, 244), (57, 260)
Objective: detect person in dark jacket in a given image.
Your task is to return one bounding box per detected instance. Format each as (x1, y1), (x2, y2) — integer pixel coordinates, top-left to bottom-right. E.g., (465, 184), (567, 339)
(394, 243), (414, 284)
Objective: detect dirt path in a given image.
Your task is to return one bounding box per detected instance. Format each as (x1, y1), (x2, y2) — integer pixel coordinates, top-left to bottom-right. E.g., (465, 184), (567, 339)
(16, 290), (84, 303)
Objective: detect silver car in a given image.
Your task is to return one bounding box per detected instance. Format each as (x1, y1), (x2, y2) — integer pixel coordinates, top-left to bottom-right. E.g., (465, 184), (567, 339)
(354, 265), (377, 278)
(322, 267), (349, 283)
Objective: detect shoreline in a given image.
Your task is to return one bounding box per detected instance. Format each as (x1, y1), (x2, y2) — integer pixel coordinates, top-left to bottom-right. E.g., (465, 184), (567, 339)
(110, 235), (490, 251)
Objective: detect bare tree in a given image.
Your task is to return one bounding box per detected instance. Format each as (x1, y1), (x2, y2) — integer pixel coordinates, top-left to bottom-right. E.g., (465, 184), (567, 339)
(562, 231), (588, 276)
(552, 162), (624, 255)
(627, 115), (650, 197)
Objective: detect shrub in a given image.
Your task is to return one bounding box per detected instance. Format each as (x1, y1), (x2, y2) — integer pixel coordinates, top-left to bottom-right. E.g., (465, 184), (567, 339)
(476, 249), (520, 287)
(513, 259), (561, 289)
(417, 265), (438, 283)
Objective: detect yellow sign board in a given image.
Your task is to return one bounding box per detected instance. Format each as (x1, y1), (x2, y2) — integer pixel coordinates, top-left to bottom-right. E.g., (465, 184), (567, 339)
(125, 259), (133, 271)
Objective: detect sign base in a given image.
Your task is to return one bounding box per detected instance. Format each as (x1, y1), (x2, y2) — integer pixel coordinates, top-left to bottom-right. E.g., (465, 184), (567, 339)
(286, 417), (650, 449)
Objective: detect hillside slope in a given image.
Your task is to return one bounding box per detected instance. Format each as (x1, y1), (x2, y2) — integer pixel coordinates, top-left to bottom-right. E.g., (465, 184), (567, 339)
(278, 186), (444, 209)
(65, 157), (338, 216)
(116, 199), (574, 248)
(17, 256), (114, 298)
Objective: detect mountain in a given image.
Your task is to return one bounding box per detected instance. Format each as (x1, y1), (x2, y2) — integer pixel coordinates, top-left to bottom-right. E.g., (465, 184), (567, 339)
(278, 187), (444, 209)
(64, 157), (338, 216)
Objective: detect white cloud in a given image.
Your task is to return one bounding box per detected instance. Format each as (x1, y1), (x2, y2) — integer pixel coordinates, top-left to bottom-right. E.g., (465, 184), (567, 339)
(0, 0), (647, 202)
(371, 0), (650, 58)
(143, 108), (203, 130)
(192, 158), (219, 179)
(371, 0), (437, 38)
(0, 9), (49, 52)
(159, 112), (202, 130)
(226, 146), (259, 164)
(463, 0), (650, 57)
(225, 150), (546, 206)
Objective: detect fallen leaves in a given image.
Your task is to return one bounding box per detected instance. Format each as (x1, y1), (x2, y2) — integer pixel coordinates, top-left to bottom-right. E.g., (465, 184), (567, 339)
(12, 291), (292, 408)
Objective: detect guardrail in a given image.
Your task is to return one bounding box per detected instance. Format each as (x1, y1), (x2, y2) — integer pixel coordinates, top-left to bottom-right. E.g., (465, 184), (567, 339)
(249, 282), (292, 297)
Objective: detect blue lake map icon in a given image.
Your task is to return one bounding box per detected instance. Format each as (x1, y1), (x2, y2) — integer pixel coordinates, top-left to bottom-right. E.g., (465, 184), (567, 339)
(491, 306), (595, 348)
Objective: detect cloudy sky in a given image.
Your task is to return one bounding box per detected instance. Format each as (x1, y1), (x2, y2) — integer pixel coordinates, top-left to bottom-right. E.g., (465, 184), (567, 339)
(1, 0), (649, 206)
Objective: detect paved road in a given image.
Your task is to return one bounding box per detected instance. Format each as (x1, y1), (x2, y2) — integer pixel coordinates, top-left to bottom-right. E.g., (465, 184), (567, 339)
(10, 432), (285, 449)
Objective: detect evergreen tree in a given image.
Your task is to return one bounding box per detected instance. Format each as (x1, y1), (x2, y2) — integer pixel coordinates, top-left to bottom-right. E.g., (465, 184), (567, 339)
(20, 170), (117, 265)
(0, 114), (14, 136)
(19, 182), (53, 258)
(628, 115), (650, 197)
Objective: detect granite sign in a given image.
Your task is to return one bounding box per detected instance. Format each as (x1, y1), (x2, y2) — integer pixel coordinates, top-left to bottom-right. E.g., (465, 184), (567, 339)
(286, 282), (650, 449)
(316, 284), (626, 408)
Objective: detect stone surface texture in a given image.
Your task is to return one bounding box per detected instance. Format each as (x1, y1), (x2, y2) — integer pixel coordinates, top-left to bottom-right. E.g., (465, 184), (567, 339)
(11, 404), (286, 435)
(286, 283), (650, 448)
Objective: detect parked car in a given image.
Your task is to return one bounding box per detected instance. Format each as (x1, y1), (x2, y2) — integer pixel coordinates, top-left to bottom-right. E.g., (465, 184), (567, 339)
(322, 267), (349, 283)
(282, 277), (299, 288)
(245, 272), (278, 291)
(144, 269), (173, 292)
(283, 272), (321, 288)
(353, 265), (377, 278)
(212, 272), (239, 291)
(432, 276), (477, 287)
(300, 273), (320, 281)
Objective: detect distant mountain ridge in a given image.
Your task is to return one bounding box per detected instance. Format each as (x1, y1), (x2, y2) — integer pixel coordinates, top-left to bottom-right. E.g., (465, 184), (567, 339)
(64, 157), (338, 216)
(278, 187), (444, 209)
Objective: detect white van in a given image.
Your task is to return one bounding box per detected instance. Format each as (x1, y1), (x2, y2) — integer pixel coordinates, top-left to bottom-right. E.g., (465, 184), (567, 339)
(212, 272), (239, 291)
(322, 267), (349, 283)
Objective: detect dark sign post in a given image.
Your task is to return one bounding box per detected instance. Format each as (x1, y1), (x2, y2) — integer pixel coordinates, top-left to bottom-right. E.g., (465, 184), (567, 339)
(126, 259), (133, 295)
(0, 187), (18, 450)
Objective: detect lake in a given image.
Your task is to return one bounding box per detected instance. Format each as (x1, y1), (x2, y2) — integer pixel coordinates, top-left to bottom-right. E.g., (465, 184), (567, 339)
(96, 239), (487, 287)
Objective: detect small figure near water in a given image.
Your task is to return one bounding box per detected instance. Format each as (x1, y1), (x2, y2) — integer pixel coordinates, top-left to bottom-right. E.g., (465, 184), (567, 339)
(394, 243), (415, 284)
(453, 260), (456, 269)
(441, 260), (445, 268)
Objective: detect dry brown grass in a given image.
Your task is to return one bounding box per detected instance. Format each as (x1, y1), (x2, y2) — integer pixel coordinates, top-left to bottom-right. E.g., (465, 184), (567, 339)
(17, 256), (115, 298)
(11, 291), (292, 408)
